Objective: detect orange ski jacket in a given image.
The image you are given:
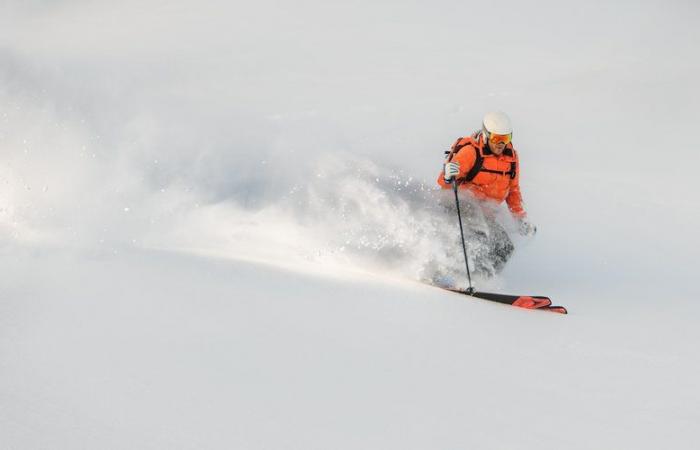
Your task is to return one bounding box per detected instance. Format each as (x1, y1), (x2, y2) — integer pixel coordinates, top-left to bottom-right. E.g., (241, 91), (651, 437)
(437, 133), (526, 217)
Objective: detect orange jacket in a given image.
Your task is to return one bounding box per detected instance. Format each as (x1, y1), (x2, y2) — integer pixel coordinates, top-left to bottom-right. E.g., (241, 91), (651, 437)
(437, 134), (526, 217)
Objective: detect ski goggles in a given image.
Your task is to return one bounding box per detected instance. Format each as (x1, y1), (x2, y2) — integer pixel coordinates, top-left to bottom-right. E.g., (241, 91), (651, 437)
(485, 131), (512, 145)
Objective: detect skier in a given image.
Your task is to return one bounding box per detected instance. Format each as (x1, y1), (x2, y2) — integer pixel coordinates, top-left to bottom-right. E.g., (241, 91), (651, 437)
(437, 111), (536, 275)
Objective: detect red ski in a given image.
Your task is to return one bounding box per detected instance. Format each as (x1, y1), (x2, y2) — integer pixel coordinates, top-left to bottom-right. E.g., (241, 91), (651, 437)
(445, 289), (568, 314)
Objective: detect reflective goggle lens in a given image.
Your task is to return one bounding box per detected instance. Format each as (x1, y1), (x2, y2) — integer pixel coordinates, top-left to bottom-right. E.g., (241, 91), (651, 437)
(487, 132), (512, 145)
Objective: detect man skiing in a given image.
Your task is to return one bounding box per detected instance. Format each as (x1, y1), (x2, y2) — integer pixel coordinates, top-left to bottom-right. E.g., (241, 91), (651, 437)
(437, 111), (536, 275)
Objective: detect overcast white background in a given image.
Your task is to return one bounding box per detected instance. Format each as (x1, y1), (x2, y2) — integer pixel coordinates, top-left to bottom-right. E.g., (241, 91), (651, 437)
(1, 1), (699, 448)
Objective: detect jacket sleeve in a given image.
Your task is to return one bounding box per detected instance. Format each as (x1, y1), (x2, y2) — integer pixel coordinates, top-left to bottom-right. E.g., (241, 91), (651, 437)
(505, 151), (526, 217)
(437, 144), (478, 189)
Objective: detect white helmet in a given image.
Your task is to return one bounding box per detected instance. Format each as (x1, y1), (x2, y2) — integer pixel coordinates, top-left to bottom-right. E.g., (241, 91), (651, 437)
(482, 111), (513, 135)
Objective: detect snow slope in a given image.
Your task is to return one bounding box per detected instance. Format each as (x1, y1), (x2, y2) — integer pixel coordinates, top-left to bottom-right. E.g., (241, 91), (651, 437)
(4, 248), (699, 450)
(1, 0), (699, 448)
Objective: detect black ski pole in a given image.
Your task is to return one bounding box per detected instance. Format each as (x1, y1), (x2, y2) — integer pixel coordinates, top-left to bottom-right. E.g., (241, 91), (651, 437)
(452, 181), (475, 294)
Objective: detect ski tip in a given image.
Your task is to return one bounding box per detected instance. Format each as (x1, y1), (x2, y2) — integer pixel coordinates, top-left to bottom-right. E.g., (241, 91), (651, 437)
(545, 306), (568, 314)
(512, 296), (552, 309)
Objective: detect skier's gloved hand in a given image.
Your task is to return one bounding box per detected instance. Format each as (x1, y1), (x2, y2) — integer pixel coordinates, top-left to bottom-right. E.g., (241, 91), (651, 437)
(518, 218), (537, 236)
(443, 162), (460, 183)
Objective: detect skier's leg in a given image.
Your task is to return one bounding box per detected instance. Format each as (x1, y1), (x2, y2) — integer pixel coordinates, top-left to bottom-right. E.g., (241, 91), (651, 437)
(486, 217), (514, 273)
(461, 199), (495, 277)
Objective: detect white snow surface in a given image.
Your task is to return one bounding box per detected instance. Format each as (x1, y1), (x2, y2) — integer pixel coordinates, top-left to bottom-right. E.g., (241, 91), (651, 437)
(2, 1), (700, 449)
